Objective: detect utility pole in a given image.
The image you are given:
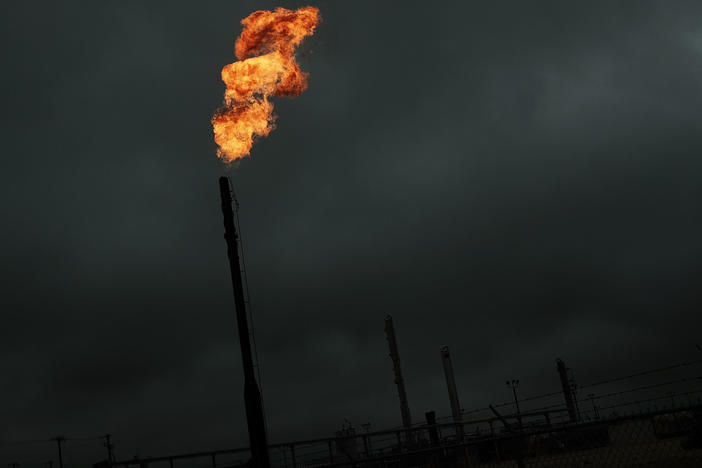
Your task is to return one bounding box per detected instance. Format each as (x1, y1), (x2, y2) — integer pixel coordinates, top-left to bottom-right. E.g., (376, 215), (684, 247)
(506, 379), (522, 428)
(440, 346), (463, 440)
(384, 315), (412, 432)
(219, 177), (270, 468)
(51, 436), (65, 468)
(101, 434), (115, 463)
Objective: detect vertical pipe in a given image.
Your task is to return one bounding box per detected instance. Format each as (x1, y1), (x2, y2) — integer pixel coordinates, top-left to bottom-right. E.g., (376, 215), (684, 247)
(557, 359), (577, 422)
(219, 177), (270, 468)
(384, 315), (412, 430)
(425, 411), (440, 446)
(102, 434), (115, 464)
(53, 437), (64, 468)
(440, 346), (463, 440)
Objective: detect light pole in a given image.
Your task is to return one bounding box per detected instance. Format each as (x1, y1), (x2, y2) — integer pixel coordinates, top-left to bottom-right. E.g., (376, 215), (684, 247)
(506, 379), (522, 428)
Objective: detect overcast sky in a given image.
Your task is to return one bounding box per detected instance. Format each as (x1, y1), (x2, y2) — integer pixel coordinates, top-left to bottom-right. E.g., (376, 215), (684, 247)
(2, 0), (702, 465)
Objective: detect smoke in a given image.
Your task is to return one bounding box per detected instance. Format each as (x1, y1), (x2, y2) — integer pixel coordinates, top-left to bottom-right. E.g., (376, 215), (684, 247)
(211, 6), (320, 163)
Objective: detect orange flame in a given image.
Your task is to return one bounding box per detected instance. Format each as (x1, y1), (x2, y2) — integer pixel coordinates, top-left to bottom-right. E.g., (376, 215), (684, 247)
(212, 6), (320, 163)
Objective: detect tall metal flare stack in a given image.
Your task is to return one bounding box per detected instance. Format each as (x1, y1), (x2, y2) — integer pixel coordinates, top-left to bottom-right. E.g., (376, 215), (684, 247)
(219, 177), (270, 468)
(384, 315), (412, 431)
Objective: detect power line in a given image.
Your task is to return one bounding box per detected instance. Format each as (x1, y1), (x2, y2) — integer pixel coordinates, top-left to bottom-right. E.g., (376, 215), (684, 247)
(579, 358), (702, 390)
(495, 376), (702, 414)
(457, 358), (702, 417)
(0, 434), (103, 448)
(231, 181), (267, 432)
(588, 376), (702, 401)
(597, 389), (702, 413)
(0, 439), (52, 448)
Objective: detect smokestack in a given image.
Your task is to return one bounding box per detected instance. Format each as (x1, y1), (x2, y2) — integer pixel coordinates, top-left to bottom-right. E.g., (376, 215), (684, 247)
(384, 315), (412, 430)
(557, 358), (578, 423)
(219, 177), (270, 468)
(440, 346), (463, 439)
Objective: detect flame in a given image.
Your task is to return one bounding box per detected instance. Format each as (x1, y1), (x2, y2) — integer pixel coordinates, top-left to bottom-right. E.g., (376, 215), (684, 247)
(212, 6), (320, 163)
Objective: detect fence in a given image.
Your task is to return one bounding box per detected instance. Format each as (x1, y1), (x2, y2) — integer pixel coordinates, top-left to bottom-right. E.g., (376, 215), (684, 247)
(97, 403), (702, 468)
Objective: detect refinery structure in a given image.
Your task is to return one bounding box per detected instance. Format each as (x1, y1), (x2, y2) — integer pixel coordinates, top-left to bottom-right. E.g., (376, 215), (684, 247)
(86, 178), (702, 468)
(2, 176), (701, 468)
(4, 6), (700, 468)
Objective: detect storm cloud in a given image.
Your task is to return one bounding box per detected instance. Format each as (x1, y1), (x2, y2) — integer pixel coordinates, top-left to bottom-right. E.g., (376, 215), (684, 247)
(1, 1), (702, 464)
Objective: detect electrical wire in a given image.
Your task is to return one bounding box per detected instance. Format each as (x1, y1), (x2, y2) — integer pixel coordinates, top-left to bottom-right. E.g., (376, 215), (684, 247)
(230, 179), (268, 432)
(579, 358), (702, 390)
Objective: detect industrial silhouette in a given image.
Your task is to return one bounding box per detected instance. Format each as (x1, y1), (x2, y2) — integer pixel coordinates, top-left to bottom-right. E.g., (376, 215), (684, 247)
(5, 179), (701, 467)
(7, 326), (702, 467)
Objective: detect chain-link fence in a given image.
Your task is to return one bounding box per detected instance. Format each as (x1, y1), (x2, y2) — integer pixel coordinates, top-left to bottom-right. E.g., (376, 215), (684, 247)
(99, 404), (701, 468)
(92, 358), (702, 468)
(460, 407), (702, 467)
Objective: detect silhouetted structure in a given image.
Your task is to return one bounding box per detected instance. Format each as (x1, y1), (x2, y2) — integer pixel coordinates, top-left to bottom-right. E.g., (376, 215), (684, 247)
(557, 358), (578, 422)
(94, 353), (702, 468)
(101, 434), (115, 463)
(440, 346), (463, 439)
(51, 437), (64, 468)
(384, 315), (412, 430)
(506, 379), (522, 428)
(219, 177), (270, 468)
(425, 411), (440, 446)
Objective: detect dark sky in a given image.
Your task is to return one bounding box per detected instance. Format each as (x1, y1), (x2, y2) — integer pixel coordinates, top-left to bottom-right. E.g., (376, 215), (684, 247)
(2, 0), (702, 464)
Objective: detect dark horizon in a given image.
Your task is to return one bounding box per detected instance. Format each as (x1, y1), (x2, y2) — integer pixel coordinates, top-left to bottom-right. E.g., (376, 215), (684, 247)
(2, 1), (702, 465)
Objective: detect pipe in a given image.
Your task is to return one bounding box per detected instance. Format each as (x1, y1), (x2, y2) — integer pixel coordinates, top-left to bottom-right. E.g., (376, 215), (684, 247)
(384, 315), (412, 430)
(440, 346), (463, 440)
(557, 358), (578, 423)
(219, 177), (270, 467)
